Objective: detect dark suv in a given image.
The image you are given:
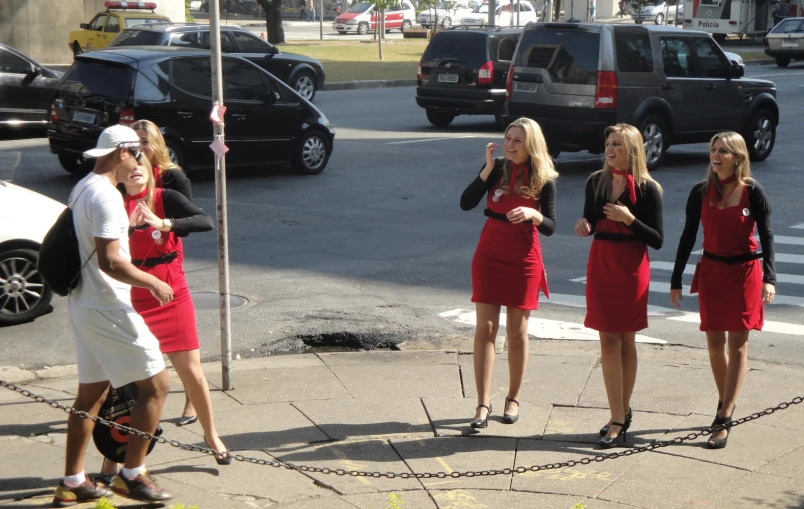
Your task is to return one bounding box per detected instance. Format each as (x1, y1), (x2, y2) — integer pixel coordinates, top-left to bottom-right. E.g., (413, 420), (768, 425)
(107, 24), (325, 101)
(416, 26), (522, 127)
(504, 24), (779, 169)
(48, 47), (335, 175)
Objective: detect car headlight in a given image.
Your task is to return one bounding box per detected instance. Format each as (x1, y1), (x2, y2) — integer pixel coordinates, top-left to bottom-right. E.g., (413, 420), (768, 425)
(346, 19), (357, 24)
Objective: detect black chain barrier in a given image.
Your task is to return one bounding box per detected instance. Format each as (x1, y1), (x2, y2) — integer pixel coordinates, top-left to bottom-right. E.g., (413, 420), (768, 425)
(3, 379), (802, 479)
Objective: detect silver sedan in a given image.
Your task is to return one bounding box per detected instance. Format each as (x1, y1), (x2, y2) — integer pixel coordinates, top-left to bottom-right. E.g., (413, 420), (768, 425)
(764, 17), (804, 68)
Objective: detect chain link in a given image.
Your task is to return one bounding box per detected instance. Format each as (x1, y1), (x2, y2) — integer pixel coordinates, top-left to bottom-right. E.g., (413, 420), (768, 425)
(3, 379), (802, 479)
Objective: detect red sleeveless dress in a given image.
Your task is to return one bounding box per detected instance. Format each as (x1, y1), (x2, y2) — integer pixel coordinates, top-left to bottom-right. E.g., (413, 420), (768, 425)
(125, 188), (200, 352)
(697, 186), (763, 331)
(584, 215), (650, 332)
(471, 164), (549, 310)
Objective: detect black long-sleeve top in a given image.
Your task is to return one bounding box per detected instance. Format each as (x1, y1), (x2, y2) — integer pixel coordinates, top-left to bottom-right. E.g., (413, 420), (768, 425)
(161, 168), (193, 203)
(582, 173), (664, 250)
(129, 188), (213, 237)
(460, 160), (557, 236)
(671, 180), (775, 289)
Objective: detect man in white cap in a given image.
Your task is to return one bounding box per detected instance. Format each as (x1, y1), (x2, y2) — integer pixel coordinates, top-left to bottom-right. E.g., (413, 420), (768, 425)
(54, 125), (175, 506)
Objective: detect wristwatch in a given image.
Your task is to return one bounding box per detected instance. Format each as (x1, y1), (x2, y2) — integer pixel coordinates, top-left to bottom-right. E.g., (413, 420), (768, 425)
(162, 219), (172, 232)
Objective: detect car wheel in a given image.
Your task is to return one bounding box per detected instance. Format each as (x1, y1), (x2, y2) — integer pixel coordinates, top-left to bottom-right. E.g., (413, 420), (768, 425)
(292, 130), (330, 175)
(426, 109), (455, 127)
(776, 57), (791, 68)
(654, 12), (664, 24)
(164, 140), (185, 170)
(72, 41), (83, 59)
(293, 71), (317, 101)
(57, 153), (92, 175)
(639, 114), (667, 171)
(712, 33), (727, 43)
(745, 108), (776, 162)
(0, 249), (53, 326)
(402, 20), (412, 30)
(442, 16), (452, 28)
(357, 22), (369, 35)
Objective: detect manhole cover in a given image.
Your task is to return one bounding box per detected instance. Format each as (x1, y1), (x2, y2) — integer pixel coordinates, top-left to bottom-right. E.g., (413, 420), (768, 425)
(191, 291), (249, 310)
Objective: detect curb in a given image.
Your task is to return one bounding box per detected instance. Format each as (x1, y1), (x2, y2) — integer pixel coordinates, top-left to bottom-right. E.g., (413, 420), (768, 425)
(322, 78), (417, 90)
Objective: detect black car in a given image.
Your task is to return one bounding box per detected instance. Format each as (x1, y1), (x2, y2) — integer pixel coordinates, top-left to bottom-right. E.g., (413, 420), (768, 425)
(505, 24), (779, 169)
(416, 26), (522, 128)
(107, 23), (325, 101)
(48, 47), (335, 175)
(0, 43), (63, 128)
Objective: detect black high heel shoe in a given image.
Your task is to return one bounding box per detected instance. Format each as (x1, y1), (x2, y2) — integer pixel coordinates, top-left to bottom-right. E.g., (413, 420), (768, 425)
(600, 407), (632, 437)
(598, 419), (629, 449)
(502, 397), (520, 424)
(205, 437), (232, 465)
(707, 413), (733, 449)
(470, 404), (492, 429)
(711, 402), (733, 427)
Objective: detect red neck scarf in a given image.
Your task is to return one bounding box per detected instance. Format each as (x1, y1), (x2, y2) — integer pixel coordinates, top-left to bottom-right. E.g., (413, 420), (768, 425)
(708, 174), (737, 205)
(611, 167), (636, 204)
(126, 187), (149, 203)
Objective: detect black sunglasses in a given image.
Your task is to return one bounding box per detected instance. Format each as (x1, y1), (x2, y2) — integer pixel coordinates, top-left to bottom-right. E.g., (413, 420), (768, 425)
(127, 148), (143, 161)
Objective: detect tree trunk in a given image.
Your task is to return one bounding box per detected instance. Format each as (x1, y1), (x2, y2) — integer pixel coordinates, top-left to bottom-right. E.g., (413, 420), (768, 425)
(379, 8), (384, 60)
(256, 0), (285, 44)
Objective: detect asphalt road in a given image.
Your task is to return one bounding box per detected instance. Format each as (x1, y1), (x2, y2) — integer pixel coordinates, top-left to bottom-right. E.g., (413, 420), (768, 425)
(2, 62), (804, 371)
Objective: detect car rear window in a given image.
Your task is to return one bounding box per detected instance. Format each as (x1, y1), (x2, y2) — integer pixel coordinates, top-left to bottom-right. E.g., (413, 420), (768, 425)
(108, 30), (166, 47)
(515, 29), (600, 85)
(771, 18), (804, 33)
(60, 60), (136, 103)
(423, 32), (489, 64)
(124, 18), (169, 28)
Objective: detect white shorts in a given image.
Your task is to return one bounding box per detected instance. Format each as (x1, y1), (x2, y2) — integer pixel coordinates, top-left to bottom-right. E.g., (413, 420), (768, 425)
(67, 301), (165, 387)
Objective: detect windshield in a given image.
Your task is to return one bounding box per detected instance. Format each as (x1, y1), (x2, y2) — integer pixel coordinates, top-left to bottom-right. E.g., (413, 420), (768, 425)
(471, 3), (488, 12)
(347, 2), (372, 12)
(124, 18), (169, 28)
(108, 30), (165, 47)
(772, 18), (804, 33)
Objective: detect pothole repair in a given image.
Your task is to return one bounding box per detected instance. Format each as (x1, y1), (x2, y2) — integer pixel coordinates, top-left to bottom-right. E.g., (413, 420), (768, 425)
(297, 331), (408, 353)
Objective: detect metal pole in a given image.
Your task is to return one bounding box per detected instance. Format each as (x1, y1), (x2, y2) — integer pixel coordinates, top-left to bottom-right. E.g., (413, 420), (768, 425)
(209, 0), (234, 392)
(319, 0), (324, 39)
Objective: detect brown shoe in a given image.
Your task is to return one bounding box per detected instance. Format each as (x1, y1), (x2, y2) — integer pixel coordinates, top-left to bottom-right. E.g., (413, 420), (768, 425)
(52, 475), (109, 507)
(110, 471), (172, 502)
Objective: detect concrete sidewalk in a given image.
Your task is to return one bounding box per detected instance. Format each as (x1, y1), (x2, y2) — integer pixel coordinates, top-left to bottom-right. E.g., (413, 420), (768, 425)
(2, 340), (803, 509)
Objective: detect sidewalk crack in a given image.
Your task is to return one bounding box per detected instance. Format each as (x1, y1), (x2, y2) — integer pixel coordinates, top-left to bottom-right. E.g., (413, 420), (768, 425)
(388, 439), (425, 490)
(291, 401), (336, 441)
(576, 355), (600, 406)
(315, 353), (354, 399)
(420, 397), (438, 438)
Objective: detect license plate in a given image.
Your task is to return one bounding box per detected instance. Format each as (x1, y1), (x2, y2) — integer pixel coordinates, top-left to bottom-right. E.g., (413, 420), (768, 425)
(514, 82), (538, 93)
(72, 111), (97, 124)
(334, 24), (344, 28)
(781, 39), (799, 48)
(438, 73), (459, 83)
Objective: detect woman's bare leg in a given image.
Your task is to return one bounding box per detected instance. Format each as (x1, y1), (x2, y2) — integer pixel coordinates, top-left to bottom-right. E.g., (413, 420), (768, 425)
(473, 303), (501, 421)
(709, 330), (749, 445)
(504, 307), (531, 416)
(600, 332), (626, 439)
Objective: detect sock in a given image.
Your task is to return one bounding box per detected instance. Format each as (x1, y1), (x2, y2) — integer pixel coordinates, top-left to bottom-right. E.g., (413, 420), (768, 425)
(63, 471), (86, 487)
(121, 465), (146, 480)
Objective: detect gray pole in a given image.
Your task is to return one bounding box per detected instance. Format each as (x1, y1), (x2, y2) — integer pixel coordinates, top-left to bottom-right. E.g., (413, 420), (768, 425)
(320, 0), (324, 39)
(209, 0), (234, 392)
(489, 0), (496, 25)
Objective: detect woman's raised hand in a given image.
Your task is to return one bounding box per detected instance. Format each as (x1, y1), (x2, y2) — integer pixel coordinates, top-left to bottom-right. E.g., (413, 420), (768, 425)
(485, 142), (500, 169)
(129, 205), (146, 227)
(136, 202), (166, 231)
(574, 218), (591, 237)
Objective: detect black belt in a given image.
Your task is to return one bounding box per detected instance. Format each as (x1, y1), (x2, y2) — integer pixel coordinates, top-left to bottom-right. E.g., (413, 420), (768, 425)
(132, 251), (178, 268)
(702, 250), (762, 265)
(593, 232), (640, 242)
(484, 209), (533, 224)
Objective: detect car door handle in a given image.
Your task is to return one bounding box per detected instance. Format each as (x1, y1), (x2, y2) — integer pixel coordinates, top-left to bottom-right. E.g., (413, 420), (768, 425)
(176, 111), (193, 117)
(704, 83), (716, 91)
(233, 113), (247, 119)
(662, 83), (674, 91)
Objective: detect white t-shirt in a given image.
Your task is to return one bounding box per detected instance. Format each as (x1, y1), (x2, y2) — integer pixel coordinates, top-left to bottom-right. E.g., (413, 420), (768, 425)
(68, 173), (132, 310)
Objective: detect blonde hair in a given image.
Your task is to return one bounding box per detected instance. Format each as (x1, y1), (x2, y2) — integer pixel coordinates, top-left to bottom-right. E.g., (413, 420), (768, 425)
(595, 123), (663, 199)
(132, 119), (182, 173)
(497, 118), (559, 199)
(134, 155), (157, 213)
(702, 131), (752, 200)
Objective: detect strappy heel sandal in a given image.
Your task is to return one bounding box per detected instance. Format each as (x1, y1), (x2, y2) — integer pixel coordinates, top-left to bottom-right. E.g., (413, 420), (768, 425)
(503, 397), (520, 424)
(205, 436), (232, 465)
(707, 413), (733, 449)
(600, 407), (632, 437)
(470, 404), (492, 429)
(599, 418), (630, 449)
(711, 402), (733, 427)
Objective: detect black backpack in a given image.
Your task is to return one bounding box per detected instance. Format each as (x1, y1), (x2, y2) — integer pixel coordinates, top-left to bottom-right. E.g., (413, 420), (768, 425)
(37, 184), (96, 297)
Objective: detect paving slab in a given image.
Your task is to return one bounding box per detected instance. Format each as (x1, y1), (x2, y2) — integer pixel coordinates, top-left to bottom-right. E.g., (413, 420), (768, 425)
(341, 490), (439, 509)
(544, 406), (688, 447)
(0, 436), (67, 502)
(0, 366), (37, 384)
(429, 489), (633, 509)
(391, 437), (516, 491)
(329, 364), (461, 399)
(578, 363), (714, 415)
(724, 471), (804, 509)
(422, 397), (552, 438)
(201, 354), (325, 376)
(654, 413), (804, 471)
(271, 439), (424, 495)
(293, 397), (432, 441)
(458, 354), (596, 406)
(756, 443), (804, 482)
(512, 439), (646, 498)
(318, 350), (458, 367)
(272, 495), (357, 509)
(0, 401), (69, 438)
(208, 366), (352, 404)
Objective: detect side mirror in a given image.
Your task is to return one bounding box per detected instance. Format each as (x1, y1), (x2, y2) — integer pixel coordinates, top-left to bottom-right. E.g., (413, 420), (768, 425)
(270, 45), (279, 55)
(29, 64), (42, 76)
(80, 23), (91, 29)
(731, 62), (744, 78)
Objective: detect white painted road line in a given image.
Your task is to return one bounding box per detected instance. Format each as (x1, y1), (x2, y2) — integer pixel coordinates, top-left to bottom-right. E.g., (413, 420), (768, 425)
(791, 223), (804, 230)
(386, 135), (479, 145)
(438, 308), (667, 344)
(773, 235), (804, 246)
(547, 293), (681, 315)
(650, 261), (804, 285)
(666, 312), (804, 336)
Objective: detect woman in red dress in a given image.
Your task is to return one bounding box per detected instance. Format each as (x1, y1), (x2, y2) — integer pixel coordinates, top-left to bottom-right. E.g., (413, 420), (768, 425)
(460, 118), (558, 428)
(574, 124), (664, 449)
(671, 132), (776, 449)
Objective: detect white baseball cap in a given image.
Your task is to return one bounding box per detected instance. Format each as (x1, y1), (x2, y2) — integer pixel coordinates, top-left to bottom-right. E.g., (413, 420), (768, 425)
(83, 125), (141, 159)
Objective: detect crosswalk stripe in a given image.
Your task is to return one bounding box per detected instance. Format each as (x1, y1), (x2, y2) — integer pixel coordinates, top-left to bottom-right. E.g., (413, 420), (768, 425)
(789, 223), (804, 230)
(666, 312), (804, 336)
(650, 261), (804, 285)
(773, 235), (804, 246)
(547, 293), (681, 315)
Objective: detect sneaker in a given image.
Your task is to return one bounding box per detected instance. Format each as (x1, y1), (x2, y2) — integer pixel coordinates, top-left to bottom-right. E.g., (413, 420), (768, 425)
(110, 471), (172, 502)
(95, 472), (116, 486)
(52, 475), (109, 507)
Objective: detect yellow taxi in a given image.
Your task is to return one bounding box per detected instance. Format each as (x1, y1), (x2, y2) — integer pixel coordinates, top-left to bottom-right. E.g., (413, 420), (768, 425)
(68, 1), (171, 57)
